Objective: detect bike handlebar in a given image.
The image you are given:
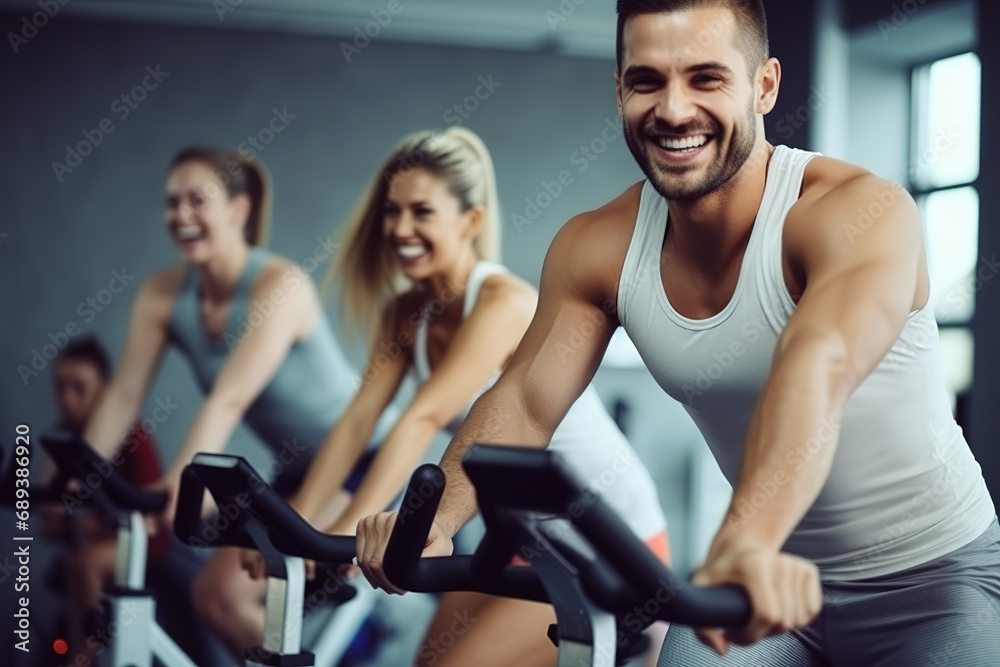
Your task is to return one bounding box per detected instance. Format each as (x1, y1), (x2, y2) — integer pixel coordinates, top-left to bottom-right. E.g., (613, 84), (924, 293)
(383, 447), (751, 628)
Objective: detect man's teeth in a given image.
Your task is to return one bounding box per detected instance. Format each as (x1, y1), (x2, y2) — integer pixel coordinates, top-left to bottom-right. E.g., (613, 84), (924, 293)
(397, 245), (428, 259)
(176, 226), (205, 241)
(658, 135), (709, 151)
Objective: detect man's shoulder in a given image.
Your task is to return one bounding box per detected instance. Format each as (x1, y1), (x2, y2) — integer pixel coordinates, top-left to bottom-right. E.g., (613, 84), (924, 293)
(787, 153), (919, 258)
(789, 154), (914, 231)
(797, 154), (899, 211)
(542, 181), (645, 307)
(555, 180), (644, 250)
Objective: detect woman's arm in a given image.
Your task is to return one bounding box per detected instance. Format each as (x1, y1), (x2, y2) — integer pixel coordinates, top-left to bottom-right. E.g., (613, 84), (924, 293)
(328, 275), (537, 535)
(289, 308), (411, 523)
(84, 272), (178, 458)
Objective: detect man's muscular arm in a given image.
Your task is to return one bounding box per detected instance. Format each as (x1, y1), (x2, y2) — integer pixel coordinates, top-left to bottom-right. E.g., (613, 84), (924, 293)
(355, 210), (623, 592)
(695, 173), (927, 652)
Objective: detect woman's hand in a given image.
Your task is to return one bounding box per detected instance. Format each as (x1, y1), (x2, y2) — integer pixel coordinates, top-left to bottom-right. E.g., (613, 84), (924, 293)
(355, 512), (454, 595)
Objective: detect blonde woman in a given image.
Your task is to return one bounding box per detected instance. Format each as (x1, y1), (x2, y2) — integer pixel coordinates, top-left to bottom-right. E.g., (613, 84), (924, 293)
(242, 127), (670, 666)
(83, 147), (376, 659)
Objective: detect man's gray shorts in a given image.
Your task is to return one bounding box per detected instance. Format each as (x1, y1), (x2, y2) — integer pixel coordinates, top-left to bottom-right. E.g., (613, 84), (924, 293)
(658, 517), (1000, 666)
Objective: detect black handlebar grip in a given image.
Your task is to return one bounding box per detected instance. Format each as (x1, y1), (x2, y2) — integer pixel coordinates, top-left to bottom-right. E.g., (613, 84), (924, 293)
(39, 432), (168, 513)
(174, 466), (208, 547)
(675, 584), (752, 628)
(107, 480), (168, 514)
(383, 464), (446, 589)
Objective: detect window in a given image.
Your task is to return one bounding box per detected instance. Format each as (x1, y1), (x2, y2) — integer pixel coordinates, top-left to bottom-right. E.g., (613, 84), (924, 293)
(910, 52), (981, 408)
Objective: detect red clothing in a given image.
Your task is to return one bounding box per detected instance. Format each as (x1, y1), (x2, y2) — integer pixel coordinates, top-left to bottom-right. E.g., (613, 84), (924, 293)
(116, 424), (169, 560)
(117, 424), (162, 487)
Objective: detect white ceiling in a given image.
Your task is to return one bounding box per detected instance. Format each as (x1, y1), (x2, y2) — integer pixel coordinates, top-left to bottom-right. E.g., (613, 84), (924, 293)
(3, 0), (621, 58)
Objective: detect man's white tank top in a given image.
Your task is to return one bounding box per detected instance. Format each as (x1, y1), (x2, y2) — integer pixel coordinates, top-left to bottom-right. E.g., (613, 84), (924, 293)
(414, 261), (667, 542)
(617, 145), (995, 580)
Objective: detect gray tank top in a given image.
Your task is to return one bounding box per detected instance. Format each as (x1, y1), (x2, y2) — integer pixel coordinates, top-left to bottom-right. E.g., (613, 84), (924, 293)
(167, 247), (359, 480)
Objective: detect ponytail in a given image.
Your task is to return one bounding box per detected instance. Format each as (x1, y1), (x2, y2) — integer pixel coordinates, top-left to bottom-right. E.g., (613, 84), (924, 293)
(234, 156), (271, 246)
(446, 127), (500, 263)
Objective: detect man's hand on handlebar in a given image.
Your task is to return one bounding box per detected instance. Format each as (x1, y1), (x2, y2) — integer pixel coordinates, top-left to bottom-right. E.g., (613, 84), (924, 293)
(691, 545), (822, 655)
(355, 511), (454, 595)
(239, 549), (317, 581)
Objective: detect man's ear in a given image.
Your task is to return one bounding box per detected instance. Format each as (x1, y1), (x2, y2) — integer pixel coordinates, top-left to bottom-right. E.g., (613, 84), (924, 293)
(615, 67), (624, 117)
(756, 57), (781, 115)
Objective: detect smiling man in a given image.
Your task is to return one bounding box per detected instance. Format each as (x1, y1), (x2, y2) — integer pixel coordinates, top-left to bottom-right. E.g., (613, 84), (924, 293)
(356, 1), (1000, 664)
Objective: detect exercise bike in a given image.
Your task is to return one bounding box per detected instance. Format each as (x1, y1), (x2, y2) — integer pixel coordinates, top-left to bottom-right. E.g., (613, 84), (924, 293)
(174, 443), (751, 667)
(382, 444), (753, 667)
(40, 433), (374, 667)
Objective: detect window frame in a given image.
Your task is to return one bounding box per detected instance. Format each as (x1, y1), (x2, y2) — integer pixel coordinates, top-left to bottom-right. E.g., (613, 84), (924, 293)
(907, 50), (981, 332)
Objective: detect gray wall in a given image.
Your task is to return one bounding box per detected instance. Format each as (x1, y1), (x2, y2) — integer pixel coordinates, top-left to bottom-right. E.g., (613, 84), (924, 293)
(0, 12), (649, 468)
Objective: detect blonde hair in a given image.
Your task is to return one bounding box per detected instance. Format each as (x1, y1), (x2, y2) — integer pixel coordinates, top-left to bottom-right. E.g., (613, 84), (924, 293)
(328, 127), (501, 343)
(170, 146), (272, 246)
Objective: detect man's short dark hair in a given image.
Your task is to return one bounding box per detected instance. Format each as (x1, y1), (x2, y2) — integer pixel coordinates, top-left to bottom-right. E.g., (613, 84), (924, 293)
(616, 0), (769, 76)
(57, 335), (111, 380)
